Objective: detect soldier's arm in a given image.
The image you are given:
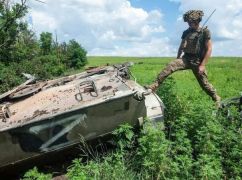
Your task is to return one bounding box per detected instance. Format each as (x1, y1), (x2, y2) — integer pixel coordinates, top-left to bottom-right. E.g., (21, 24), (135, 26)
(177, 39), (185, 59)
(198, 39), (212, 74)
(200, 39), (212, 66)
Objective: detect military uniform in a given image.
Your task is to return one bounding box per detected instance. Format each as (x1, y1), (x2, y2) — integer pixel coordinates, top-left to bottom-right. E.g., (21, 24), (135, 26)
(149, 10), (220, 102)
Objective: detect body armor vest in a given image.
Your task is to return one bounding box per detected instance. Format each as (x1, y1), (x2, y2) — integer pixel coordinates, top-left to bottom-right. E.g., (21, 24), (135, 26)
(182, 28), (207, 58)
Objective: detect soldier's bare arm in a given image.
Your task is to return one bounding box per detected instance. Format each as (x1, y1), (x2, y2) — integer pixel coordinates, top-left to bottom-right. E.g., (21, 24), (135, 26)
(199, 39), (212, 74)
(177, 39), (185, 59)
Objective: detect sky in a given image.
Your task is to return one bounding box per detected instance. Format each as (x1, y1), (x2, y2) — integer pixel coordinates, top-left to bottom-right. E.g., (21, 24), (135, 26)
(26, 0), (242, 57)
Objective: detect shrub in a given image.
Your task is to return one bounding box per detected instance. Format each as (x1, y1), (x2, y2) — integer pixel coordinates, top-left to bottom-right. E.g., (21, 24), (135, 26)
(22, 167), (52, 180)
(18, 55), (65, 79)
(66, 40), (87, 69)
(0, 62), (22, 93)
(66, 124), (138, 180)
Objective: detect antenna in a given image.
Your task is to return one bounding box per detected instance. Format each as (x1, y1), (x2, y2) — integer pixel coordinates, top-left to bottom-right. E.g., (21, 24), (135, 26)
(202, 9), (216, 28)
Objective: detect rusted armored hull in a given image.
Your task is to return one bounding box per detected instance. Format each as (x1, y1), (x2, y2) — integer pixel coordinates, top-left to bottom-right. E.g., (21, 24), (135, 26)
(0, 63), (164, 169)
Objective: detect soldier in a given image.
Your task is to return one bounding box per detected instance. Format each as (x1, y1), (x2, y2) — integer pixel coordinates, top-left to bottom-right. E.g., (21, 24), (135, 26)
(147, 10), (221, 106)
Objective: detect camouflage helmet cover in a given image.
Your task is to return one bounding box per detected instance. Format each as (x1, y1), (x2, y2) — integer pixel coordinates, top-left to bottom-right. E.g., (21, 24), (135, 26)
(183, 10), (204, 22)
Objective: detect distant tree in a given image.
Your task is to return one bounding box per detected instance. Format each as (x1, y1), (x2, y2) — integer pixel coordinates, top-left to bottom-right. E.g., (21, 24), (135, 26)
(59, 42), (67, 53)
(14, 23), (39, 61)
(0, 0), (28, 63)
(39, 32), (53, 55)
(66, 39), (87, 68)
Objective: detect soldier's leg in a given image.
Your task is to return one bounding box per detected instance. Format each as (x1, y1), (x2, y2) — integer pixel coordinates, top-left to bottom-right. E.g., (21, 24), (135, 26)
(192, 67), (221, 103)
(148, 59), (188, 91)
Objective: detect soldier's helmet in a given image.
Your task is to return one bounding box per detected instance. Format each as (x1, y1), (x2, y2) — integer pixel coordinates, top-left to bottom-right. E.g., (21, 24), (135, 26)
(183, 10), (204, 23)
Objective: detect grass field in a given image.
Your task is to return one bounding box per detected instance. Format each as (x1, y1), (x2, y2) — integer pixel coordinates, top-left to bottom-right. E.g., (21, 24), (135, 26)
(87, 56), (242, 100)
(23, 56), (242, 180)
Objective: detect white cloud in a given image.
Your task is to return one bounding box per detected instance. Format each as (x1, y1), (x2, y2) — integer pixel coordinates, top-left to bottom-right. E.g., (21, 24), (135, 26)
(172, 0), (242, 56)
(31, 11), (57, 31)
(27, 0), (174, 56)
(90, 37), (175, 56)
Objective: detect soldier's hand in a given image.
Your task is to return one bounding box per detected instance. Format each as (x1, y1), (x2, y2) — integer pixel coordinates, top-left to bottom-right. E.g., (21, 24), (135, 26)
(198, 65), (205, 75)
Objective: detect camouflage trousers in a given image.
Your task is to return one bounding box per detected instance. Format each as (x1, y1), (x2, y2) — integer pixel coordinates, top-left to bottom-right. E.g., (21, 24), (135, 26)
(156, 58), (219, 102)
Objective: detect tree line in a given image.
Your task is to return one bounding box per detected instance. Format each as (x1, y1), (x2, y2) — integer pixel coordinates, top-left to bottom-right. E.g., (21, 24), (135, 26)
(0, 0), (87, 93)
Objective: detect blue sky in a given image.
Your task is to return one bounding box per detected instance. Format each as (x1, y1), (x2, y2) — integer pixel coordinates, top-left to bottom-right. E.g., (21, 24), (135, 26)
(129, 0), (180, 25)
(130, 0), (181, 37)
(28, 0), (242, 56)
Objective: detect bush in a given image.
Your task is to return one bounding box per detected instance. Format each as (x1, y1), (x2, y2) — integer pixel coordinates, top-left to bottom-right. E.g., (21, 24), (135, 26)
(66, 40), (87, 69)
(66, 124), (138, 180)
(31, 55), (65, 77)
(40, 32), (53, 55)
(0, 55), (66, 94)
(0, 62), (22, 93)
(66, 156), (137, 180)
(22, 167), (52, 180)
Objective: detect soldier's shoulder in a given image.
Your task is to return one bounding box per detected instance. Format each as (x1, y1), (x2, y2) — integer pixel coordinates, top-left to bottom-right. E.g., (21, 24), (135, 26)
(202, 27), (211, 39)
(181, 28), (190, 38)
(183, 28), (190, 34)
(203, 27), (211, 33)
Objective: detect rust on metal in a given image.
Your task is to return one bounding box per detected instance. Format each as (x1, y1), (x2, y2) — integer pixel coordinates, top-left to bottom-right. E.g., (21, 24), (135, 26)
(101, 86), (112, 92)
(32, 110), (49, 118)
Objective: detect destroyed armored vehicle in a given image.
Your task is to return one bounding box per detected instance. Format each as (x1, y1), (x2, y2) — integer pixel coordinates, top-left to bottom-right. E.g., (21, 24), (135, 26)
(220, 94), (242, 119)
(0, 63), (164, 169)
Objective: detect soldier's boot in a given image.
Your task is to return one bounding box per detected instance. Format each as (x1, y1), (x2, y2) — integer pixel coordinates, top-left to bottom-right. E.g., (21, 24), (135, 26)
(213, 95), (222, 109)
(145, 81), (159, 92)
